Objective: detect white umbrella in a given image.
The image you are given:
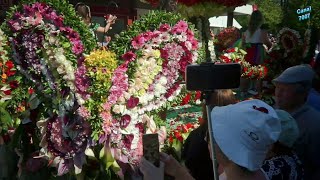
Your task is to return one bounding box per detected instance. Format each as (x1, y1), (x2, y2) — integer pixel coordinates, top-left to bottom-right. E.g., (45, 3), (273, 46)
(209, 16), (242, 29)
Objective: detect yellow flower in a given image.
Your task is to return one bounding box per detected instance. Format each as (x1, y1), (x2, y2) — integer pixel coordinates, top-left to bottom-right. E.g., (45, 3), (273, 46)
(153, 50), (161, 59)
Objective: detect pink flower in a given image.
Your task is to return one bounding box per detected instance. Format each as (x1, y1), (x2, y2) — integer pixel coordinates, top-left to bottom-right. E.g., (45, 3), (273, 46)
(72, 41), (84, 55)
(126, 96), (139, 109)
(132, 35), (145, 49)
(142, 31), (153, 41)
(186, 29), (194, 40)
(78, 106), (91, 119)
(160, 49), (169, 60)
(159, 24), (170, 32)
(121, 51), (136, 62)
(120, 115), (131, 128)
(172, 20), (188, 34)
(190, 39), (198, 50)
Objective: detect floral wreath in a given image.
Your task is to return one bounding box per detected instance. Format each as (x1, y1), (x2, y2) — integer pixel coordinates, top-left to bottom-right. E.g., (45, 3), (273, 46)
(100, 13), (199, 173)
(219, 48), (268, 79)
(3, 0), (97, 176)
(278, 27), (302, 53)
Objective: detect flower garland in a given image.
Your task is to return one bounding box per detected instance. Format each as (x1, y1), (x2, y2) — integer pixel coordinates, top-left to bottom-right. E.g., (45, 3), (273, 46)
(3, 2), (95, 175)
(278, 27), (302, 53)
(100, 20), (199, 169)
(219, 48), (268, 79)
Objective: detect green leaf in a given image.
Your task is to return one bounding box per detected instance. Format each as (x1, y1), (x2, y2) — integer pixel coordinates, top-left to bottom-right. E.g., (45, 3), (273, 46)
(99, 145), (115, 170)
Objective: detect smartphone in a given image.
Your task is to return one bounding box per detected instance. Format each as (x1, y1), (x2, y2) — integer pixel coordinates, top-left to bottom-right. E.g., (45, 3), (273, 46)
(143, 134), (160, 167)
(186, 63), (241, 91)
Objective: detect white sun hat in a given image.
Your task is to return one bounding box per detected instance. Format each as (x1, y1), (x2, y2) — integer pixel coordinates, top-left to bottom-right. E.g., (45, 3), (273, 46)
(211, 99), (281, 171)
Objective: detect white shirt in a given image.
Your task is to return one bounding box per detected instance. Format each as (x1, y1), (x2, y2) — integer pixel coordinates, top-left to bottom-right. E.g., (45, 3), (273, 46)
(245, 28), (262, 44)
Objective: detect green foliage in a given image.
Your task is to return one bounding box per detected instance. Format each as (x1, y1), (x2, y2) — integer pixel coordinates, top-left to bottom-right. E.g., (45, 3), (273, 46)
(4, 0), (97, 53)
(109, 10), (184, 60)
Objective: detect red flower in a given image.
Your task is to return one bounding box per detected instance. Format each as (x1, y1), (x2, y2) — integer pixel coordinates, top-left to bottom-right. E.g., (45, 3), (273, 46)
(9, 80), (19, 89)
(5, 70), (16, 76)
(120, 115), (131, 129)
(5, 61), (14, 70)
(195, 91), (201, 100)
(28, 88), (34, 95)
(181, 93), (191, 105)
(121, 51), (136, 62)
(126, 96), (139, 109)
(225, 48), (236, 53)
(3, 90), (11, 95)
(174, 131), (183, 143)
(159, 24), (170, 32)
(169, 134), (173, 144)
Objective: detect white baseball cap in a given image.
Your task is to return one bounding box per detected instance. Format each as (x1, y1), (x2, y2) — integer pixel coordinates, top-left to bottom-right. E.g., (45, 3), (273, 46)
(275, 110), (299, 148)
(211, 99), (281, 171)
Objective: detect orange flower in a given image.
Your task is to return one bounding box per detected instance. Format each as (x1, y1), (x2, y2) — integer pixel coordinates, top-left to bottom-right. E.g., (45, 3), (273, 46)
(1, 73), (7, 80)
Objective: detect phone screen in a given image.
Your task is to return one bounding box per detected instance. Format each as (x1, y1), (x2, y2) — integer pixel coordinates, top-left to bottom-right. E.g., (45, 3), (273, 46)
(143, 134), (160, 167)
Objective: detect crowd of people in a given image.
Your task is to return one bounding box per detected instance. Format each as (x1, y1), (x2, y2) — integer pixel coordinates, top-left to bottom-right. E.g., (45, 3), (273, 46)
(139, 63), (320, 180)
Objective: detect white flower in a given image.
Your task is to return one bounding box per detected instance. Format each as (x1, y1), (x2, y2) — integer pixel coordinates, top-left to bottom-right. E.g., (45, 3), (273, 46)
(113, 104), (126, 114)
(159, 76), (167, 85)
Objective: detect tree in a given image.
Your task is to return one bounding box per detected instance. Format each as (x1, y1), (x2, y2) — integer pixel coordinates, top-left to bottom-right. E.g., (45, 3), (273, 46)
(234, 0), (282, 33)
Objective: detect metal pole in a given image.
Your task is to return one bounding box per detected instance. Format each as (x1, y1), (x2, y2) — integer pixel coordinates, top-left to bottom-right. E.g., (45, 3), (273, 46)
(204, 95), (219, 180)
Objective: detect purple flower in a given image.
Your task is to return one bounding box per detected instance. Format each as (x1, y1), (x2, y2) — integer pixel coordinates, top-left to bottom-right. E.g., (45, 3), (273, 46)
(72, 41), (84, 55)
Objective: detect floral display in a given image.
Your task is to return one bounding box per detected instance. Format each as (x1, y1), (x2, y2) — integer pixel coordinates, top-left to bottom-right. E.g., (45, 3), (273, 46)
(278, 27), (302, 53)
(219, 48), (268, 79)
(100, 18), (199, 172)
(2, 0), (96, 176)
(214, 27), (241, 53)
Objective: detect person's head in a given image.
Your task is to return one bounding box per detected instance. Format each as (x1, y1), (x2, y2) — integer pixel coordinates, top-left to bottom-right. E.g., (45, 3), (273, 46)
(202, 89), (237, 123)
(268, 110), (299, 156)
(75, 2), (91, 25)
(210, 99), (281, 172)
(273, 64), (315, 112)
(248, 10), (264, 36)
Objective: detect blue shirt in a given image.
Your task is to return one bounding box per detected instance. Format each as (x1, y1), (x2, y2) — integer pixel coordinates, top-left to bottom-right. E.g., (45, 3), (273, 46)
(307, 88), (320, 111)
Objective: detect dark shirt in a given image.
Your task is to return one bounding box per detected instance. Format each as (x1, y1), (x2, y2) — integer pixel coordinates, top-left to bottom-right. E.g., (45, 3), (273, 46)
(261, 153), (304, 180)
(182, 125), (213, 180)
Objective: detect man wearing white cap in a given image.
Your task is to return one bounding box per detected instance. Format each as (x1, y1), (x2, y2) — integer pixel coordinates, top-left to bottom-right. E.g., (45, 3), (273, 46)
(273, 64), (320, 179)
